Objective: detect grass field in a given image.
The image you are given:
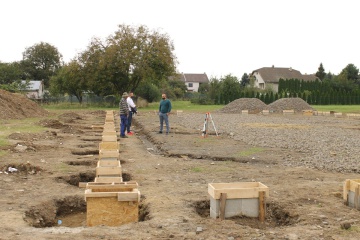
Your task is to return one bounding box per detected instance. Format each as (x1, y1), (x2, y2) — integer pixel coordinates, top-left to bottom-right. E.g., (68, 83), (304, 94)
(42, 101), (360, 114)
(311, 105), (360, 113)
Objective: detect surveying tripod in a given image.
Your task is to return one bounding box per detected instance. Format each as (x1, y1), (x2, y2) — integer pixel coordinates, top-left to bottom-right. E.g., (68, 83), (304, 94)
(201, 112), (218, 137)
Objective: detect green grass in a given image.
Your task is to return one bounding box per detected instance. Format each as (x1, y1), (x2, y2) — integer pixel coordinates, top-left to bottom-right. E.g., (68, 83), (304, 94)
(140, 101), (223, 113)
(0, 118), (47, 148)
(234, 147), (264, 157)
(311, 105), (360, 113)
(191, 167), (204, 172)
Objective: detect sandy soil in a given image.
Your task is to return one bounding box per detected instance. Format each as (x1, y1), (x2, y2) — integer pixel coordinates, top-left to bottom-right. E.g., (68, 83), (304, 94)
(0, 109), (359, 240)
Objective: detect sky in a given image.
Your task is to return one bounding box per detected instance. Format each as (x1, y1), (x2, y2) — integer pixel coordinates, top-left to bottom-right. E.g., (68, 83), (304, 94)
(1, 0), (359, 79)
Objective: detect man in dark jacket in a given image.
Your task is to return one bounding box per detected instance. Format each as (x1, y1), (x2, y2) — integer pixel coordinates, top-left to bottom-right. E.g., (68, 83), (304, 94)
(158, 93), (172, 134)
(119, 92), (129, 138)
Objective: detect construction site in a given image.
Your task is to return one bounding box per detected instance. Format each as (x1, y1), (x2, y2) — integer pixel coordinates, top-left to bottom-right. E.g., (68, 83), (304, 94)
(0, 89), (360, 240)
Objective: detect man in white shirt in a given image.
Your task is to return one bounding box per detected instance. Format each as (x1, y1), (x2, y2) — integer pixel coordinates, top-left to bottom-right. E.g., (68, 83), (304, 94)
(126, 91), (136, 135)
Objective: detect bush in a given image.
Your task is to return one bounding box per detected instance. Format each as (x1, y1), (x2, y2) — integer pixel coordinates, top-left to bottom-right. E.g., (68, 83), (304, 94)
(135, 82), (161, 103)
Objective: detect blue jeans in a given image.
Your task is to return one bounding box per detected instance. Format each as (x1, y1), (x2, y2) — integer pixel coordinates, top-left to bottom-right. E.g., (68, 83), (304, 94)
(120, 115), (128, 137)
(126, 112), (133, 133)
(159, 112), (169, 133)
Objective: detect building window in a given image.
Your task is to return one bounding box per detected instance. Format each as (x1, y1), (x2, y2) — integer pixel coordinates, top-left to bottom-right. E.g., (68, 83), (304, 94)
(259, 83), (264, 89)
(188, 83), (193, 87)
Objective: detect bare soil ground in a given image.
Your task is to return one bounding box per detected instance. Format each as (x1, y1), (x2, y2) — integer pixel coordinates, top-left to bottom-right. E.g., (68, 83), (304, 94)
(0, 92), (359, 240)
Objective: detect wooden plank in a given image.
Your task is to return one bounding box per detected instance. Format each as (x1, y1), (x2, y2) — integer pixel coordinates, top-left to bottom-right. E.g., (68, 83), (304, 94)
(102, 135), (118, 142)
(355, 185), (360, 210)
(348, 179), (360, 192)
(79, 182), (88, 188)
(343, 179), (350, 202)
(95, 166), (122, 177)
(86, 193), (138, 227)
(99, 151), (119, 160)
(97, 160), (121, 167)
(118, 190), (140, 202)
(99, 142), (119, 151)
(208, 182), (269, 199)
(259, 191), (266, 222)
(86, 184), (137, 190)
(219, 193), (227, 220)
(95, 177), (123, 183)
(102, 131), (117, 135)
(87, 181), (138, 188)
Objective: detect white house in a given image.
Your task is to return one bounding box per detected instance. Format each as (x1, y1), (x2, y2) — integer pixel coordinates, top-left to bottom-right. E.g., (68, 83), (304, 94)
(251, 66), (318, 93)
(176, 73), (210, 92)
(20, 80), (45, 99)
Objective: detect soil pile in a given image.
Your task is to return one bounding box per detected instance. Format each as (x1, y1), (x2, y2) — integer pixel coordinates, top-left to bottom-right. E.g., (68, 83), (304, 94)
(217, 98), (268, 114)
(0, 89), (48, 119)
(268, 98), (314, 113)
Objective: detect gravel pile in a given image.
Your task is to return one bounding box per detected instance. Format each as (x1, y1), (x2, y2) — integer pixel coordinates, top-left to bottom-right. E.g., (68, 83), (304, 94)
(268, 98), (314, 113)
(217, 98), (268, 114)
(176, 112), (360, 174)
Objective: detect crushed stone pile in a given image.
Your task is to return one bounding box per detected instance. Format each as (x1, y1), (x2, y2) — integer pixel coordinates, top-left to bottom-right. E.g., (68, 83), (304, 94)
(0, 89), (49, 120)
(217, 98), (268, 114)
(268, 98), (314, 113)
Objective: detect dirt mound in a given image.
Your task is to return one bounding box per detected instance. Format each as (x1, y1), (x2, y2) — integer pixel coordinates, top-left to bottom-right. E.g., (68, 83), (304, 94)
(0, 89), (48, 119)
(268, 98), (314, 113)
(217, 98), (268, 114)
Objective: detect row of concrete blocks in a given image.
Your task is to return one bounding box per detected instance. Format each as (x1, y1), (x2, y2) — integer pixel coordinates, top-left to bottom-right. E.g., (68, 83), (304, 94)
(85, 110), (140, 227)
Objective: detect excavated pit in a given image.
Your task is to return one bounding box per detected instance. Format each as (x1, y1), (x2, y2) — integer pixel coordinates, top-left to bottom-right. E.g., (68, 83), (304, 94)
(191, 199), (297, 228)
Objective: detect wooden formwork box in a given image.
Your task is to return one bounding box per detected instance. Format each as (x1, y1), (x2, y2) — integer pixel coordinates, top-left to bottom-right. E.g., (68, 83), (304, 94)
(99, 142), (119, 151)
(103, 122), (115, 131)
(85, 181), (140, 227)
(208, 182), (269, 220)
(97, 160), (121, 167)
(241, 110), (248, 115)
(99, 150), (119, 160)
(102, 131), (117, 136)
(343, 179), (360, 209)
(96, 165), (122, 177)
(262, 110), (269, 115)
(105, 116), (115, 122)
(102, 135), (117, 142)
(302, 110), (313, 116)
(282, 109), (294, 115)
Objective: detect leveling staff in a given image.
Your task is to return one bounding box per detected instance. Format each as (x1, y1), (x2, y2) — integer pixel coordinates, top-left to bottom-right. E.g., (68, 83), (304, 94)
(158, 93), (172, 134)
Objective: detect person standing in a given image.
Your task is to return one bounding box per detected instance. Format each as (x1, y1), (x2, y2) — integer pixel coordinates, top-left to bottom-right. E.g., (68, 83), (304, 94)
(158, 93), (172, 134)
(126, 91), (136, 135)
(119, 92), (129, 138)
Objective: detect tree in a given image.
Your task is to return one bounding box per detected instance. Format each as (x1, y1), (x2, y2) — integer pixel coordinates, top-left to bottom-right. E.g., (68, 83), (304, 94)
(240, 73), (249, 86)
(315, 63), (326, 81)
(22, 42), (63, 87)
(339, 63), (359, 82)
(80, 24), (177, 97)
(50, 61), (87, 104)
(208, 77), (222, 104)
(221, 74), (241, 104)
(0, 61), (24, 84)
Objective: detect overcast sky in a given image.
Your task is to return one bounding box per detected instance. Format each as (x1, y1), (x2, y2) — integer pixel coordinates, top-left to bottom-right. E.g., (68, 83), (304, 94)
(1, 0), (359, 78)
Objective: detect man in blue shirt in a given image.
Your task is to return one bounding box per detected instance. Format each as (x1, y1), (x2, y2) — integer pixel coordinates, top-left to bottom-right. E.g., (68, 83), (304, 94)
(158, 93), (172, 134)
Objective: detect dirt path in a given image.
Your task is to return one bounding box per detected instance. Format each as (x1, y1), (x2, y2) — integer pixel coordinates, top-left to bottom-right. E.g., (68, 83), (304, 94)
(0, 110), (359, 240)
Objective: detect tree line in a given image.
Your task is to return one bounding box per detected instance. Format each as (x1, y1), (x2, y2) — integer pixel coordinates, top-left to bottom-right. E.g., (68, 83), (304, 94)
(191, 63), (360, 105)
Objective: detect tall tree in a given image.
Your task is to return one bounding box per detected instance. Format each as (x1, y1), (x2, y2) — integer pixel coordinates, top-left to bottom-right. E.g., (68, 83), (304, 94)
(79, 24), (177, 96)
(315, 63), (326, 80)
(50, 61), (87, 104)
(240, 73), (249, 86)
(22, 42), (63, 87)
(221, 74), (241, 104)
(0, 61), (24, 84)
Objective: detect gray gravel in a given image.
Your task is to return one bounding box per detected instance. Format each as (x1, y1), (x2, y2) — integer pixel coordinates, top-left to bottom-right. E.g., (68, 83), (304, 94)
(176, 112), (360, 173)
